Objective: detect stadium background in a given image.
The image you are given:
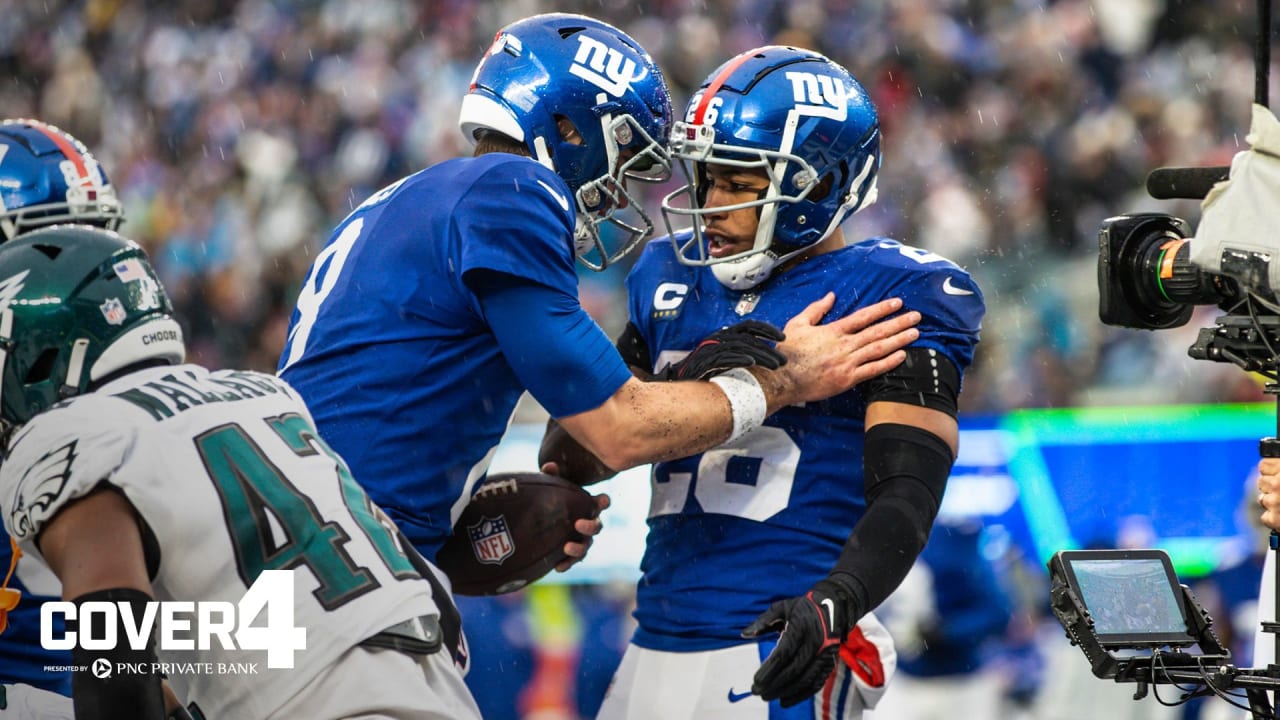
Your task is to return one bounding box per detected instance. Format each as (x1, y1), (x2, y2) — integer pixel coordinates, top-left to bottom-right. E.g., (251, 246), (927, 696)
(3, 0), (1276, 718)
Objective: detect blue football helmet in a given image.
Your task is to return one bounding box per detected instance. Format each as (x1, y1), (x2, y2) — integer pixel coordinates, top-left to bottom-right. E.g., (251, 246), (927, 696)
(458, 13), (673, 270)
(0, 119), (124, 242)
(661, 47), (881, 290)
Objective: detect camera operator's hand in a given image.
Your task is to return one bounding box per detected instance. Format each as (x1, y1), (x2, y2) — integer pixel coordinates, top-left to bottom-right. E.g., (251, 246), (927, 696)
(1258, 458), (1280, 531)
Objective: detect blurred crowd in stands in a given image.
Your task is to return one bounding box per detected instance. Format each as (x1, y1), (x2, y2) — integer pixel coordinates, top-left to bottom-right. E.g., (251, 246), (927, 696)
(3, 0), (1272, 412)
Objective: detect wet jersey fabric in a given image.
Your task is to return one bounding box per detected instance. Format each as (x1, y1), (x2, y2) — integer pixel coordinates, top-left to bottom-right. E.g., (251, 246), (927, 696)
(625, 234), (985, 651)
(0, 365), (438, 719)
(278, 154), (629, 560)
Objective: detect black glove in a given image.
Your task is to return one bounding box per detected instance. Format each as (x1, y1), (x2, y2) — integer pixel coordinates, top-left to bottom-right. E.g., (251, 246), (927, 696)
(741, 575), (861, 707)
(656, 320), (786, 381)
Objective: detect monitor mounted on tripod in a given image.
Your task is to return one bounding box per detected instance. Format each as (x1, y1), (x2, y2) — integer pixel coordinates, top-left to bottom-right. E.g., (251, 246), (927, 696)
(1054, 549), (1197, 650)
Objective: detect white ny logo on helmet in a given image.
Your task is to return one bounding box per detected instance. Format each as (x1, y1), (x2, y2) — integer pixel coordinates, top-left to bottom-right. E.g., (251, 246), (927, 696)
(783, 71), (847, 121)
(570, 36), (641, 97)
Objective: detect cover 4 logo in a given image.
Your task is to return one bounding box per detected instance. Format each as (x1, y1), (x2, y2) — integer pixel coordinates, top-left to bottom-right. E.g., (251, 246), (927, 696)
(41, 570), (307, 669)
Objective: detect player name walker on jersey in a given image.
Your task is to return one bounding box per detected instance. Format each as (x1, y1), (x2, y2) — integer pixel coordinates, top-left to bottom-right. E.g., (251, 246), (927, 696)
(624, 235), (984, 651)
(1, 364), (439, 720)
(106, 368), (296, 420)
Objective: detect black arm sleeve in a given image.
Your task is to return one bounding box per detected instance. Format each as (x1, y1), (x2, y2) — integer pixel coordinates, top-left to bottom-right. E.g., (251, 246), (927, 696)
(69, 588), (166, 720)
(828, 423), (954, 621)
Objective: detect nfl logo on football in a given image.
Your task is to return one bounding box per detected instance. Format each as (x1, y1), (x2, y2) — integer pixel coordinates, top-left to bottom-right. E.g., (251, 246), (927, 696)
(468, 515), (514, 565)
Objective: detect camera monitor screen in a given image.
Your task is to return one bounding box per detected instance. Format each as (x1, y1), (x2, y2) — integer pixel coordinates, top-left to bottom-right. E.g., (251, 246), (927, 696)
(1058, 549), (1195, 648)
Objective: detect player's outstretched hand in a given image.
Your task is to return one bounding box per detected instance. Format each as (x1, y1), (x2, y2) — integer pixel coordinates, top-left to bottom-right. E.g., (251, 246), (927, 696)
(771, 294), (920, 406)
(656, 320), (787, 381)
(543, 461), (611, 572)
(741, 576), (858, 707)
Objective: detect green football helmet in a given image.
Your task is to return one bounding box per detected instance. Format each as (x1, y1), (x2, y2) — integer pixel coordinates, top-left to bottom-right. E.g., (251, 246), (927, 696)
(0, 225), (184, 432)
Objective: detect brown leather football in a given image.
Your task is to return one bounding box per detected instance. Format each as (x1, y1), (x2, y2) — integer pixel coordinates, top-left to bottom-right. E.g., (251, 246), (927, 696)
(436, 471), (599, 595)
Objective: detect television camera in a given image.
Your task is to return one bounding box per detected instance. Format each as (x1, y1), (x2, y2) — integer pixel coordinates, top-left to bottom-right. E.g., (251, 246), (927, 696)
(1099, 2), (1280, 376)
(1068, 2), (1280, 718)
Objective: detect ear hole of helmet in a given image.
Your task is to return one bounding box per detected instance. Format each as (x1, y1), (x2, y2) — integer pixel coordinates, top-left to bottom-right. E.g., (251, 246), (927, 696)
(555, 116), (582, 146)
(25, 349), (57, 384)
(808, 166), (840, 204)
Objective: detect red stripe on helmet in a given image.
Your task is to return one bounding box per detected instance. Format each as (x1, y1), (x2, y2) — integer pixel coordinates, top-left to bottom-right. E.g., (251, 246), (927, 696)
(691, 50), (757, 124)
(28, 121), (90, 181)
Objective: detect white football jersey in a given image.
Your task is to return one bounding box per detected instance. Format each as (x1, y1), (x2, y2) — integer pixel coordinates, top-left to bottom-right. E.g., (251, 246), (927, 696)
(0, 364), (440, 719)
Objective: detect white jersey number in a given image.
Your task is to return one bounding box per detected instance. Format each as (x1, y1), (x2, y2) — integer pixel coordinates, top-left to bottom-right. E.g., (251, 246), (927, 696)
(280, 218), (364, 372)
(892, 243), (952, 266)
(649, 426), (800, 521)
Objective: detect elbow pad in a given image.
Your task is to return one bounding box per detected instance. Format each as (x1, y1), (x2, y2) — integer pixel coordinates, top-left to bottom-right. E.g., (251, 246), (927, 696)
(614, 321), (653, 374)
(860, 347), (961, 417)
(828, 423), (954, 620)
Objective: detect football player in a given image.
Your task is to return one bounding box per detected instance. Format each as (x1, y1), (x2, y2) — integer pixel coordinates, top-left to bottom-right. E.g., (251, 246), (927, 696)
(0, 225), (481, 719)
(543, 47), (986, 718)
(0, 118), (126, 705)
(277, 14), (921, 589)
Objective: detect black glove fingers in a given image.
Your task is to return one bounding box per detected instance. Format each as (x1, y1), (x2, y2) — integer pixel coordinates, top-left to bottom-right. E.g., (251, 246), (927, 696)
(747, 579), (859, 707)
(714, 350), (756, 368)
(731, 319), (786, 342)
(748, 346), (786, 370)
(752, 646), (793, 696)
(720, 341), (784, 371)
(777, 651), (838, 707)
(758, 324), (786, 342)
(662, 319), (788, 381)
(754, 634), (812, 700)
(742, 600), (790, 638)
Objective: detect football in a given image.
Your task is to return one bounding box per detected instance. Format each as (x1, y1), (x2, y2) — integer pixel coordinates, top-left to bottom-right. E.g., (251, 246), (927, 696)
(436, 471), (600, 596)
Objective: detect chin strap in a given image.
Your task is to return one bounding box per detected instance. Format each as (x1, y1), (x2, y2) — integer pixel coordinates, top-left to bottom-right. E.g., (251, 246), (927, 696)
(710, 242), (813, 291)
(0, 536), (22, 635)
(58, 338), (90, 400)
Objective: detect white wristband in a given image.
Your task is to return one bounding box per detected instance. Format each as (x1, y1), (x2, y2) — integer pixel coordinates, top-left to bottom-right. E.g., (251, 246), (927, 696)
(709, 368), (767, 443)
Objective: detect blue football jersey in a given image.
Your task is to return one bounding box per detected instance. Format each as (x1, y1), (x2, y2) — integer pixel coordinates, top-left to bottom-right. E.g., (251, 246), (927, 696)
(626, 233), (985, 651)
(0, 539), (69, 694)
(279, 153), (622, 560)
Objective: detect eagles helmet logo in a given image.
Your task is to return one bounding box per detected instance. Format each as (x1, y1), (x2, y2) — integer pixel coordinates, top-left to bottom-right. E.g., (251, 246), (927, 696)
(9, 440), (78, 540)
(0, 270), (29, 314)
